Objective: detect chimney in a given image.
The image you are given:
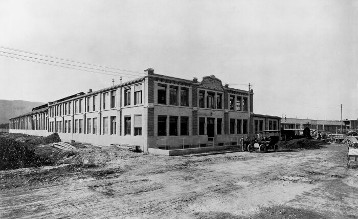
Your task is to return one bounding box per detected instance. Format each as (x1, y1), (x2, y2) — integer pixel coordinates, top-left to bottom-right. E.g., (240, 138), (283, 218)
(88, 89), (92, 93)
(193, 77), (198, 83)
(144, 68), (154, 75)
(225, 84), (229, 88)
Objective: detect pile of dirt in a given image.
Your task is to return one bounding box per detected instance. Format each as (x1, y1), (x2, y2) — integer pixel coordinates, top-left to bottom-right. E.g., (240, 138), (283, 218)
(278, 138), (324, 150)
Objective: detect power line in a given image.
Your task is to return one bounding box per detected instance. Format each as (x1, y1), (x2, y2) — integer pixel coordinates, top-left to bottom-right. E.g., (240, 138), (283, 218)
(0, 49), (143, 78)
(0, 46), (144, 75)
(0, 52), (138, 79)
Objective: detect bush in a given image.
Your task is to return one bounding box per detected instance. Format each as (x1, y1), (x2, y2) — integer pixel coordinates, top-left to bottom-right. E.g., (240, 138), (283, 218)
(44, 133), (61, 144)
(0, 137), (42, 170)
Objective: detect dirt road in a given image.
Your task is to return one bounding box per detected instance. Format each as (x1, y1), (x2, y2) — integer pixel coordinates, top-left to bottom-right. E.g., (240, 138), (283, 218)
(1, 143), (358, 218)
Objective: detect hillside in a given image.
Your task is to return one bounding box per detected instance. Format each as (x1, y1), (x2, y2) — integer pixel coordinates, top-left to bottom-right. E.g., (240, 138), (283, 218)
(0, 100), (44, 124)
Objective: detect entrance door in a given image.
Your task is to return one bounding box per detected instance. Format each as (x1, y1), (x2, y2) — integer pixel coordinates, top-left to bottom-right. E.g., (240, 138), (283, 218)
(207, 118), (215, 138)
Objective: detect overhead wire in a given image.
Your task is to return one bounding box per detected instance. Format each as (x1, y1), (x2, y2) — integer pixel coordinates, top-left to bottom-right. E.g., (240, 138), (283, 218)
(0, 47), (144, 78)
(0, 46), (144, 75)
(0, 52), (138, 80)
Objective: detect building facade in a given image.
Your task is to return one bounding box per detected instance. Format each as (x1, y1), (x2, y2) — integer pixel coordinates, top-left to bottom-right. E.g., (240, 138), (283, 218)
(10, 69), (280, 152)
(281, 117), (345, 134)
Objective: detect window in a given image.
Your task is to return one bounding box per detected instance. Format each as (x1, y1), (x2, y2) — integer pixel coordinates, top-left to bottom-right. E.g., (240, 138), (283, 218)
(157, 84), (167, 104)
(134, 115), (142, 136)
(124, 117), (131, 135)
(180, 87), (189, 106)
(207, 92), (215, 109)
(79, 119), (83, 133)
(110, 116), (116, 135)
(273, 121), (277, 130)
(243, 119), (248, 134)
(269, 120), (273, 130)
(124, 88), (131, 106)
(180, 117), (189, 135)
(158, 116), (167, 136)
(87, 97), (91, 112)
(199, 90), (205, 108)
(243, 97), (248, 111)
(230, 95), (235, 110)
(87, 118), (91, 134)
(103, 117), (108, 134)
(237, 119), (242, 134)
(111, 90), (116, 108)
(169, 116), (178, 136)
(134, 85), (142, 105)
(64, 120), (67, 133)
(199, 117), (205, 135)
(103, 93), (107, 109)
(68, 102), (71, 114)
(230, 119), (235, 134)
(75, 100), (78, 114)
(217, 118), (222, 135)
(169, 86), (178, 105)
(236, 96), (242, 111)
(68, 120), (71, 133)
(64, 103), (67, 115)
(259, 120), (264, 132)
(93, 95), (96, 111)
(75, 119), (78, 133)
(93, 118), (97, 134)
(217, 93), (222, 109)
(79, 99), (82, 113)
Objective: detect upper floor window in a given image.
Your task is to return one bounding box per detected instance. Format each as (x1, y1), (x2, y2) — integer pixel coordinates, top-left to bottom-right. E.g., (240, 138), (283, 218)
(157, 84), (167, 104)
(103, 93), (107, 109)
(111, 90), (116, 108)
(236, 96), (242, 111)
(199, 90), (205, 108)
(217, 93), (222, 109)
(93, 95), (96, 111)
(68, 102), (71, 114)
(207, 92), (215, 109)
(243, 97), (248, 111)
(134, 84), (142, 105)
(79, 99), (82, 113)
(124, 88), (131, 106)
(169, 86), (178, 105)
(87, 97), (91, 112)
(180, 87), (189, 106)
(229, 95), (235, 110)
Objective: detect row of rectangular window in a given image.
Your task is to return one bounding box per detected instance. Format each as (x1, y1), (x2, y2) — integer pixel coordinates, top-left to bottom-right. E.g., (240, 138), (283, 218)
(157, 115), (189, 136)
(157, 84), (190, 106)
(49, 85), (143, 117)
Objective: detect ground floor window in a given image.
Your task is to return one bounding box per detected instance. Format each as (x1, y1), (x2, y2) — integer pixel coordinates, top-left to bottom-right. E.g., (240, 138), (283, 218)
(103, 117), (108, 135)
(93, 118), (97, 134)
(230, 119), (235, 134)
(110, 116), (116, 135)
(87, 118), (91, 134)
(134, 115), (142, 136)
(243, 119), (248, 134)
(237, 119), (242, 134)
(79, 119), (83, 133)
(158, 116), (167, 136)
(169, 116), (178, 136)
(68, 120), (71, 133)
(217, 118), (222, 135)
(124, 116), (131, 135)
(180, 116), (189, 136)
(199, 117), (205, 135)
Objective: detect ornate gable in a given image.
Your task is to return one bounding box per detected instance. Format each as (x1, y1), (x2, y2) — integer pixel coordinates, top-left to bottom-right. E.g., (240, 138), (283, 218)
(200, 75), (224, 91)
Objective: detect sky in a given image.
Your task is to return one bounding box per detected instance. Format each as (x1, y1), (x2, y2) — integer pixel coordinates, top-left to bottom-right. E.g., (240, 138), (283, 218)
(0, 0), (357, 120)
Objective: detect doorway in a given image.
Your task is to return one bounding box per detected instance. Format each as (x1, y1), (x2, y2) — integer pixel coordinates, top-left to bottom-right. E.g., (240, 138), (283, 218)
(207, 118), (215, 138)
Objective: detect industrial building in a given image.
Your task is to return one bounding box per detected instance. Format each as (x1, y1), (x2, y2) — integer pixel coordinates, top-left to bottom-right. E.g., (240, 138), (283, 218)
(281, 117), (345, 135)
(9, 69), (281, 152)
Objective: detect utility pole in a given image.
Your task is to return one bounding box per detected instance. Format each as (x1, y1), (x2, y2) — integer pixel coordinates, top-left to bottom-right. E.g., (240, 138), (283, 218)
(248, 83), (251, 137)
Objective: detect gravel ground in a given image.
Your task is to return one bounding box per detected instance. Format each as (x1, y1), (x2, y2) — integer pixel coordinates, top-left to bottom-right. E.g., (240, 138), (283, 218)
(1, 142), (358, 218)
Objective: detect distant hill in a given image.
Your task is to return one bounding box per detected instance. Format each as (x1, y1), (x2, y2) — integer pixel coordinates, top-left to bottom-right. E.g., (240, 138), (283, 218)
(0, 100), (44, 124)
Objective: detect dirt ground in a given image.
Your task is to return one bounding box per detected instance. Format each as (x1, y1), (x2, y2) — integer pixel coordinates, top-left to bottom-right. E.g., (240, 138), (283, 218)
(1, 142), (358, 218)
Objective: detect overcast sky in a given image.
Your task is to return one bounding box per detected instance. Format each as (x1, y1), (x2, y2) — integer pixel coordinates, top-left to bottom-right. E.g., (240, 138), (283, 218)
(0, 0), (357, 120)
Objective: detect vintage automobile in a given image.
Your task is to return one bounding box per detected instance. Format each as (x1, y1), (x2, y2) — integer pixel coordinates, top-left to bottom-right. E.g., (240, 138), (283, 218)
(248, 136), (280, 152)
(345, 136), (358, 167)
